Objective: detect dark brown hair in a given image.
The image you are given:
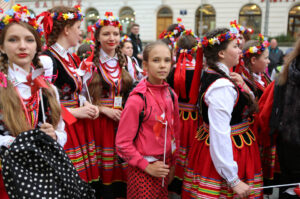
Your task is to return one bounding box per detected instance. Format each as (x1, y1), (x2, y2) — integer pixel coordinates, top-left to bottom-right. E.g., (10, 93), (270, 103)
(0, 22), (61, 136)
(77, 44), (92, 61)
(120, 40), (132, 49)
(46, 6), (79, 47)
(176, 34), (198, 61)
(204, 28), (257, 115)
(88, 26), (133, 105)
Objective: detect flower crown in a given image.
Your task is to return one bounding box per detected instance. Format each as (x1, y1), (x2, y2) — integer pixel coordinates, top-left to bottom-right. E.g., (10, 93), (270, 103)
(82, 38), (95, 46)
(50, 5), (83, 21)
(201, 31), (236, 47)
(230, 20), (253, 35)
(0, 4), (43, 36)
(159, 18), (185, 47)
(174, 30), (200, 54)
(120, 35), (131, 43)
(243, 34), (269, 57)
(94, 12), (122, 31)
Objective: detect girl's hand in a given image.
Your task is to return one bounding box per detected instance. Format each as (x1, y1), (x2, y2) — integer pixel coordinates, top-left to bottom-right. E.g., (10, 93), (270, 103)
(84, 101), (99, 119)
(69, 105), (98, 119)
(230, 72), (244, 86)
(145, 161), (170, 178)
(232, 181), (251, 198)
(40, 123), (57, 140)
(230, 72), (251, 94)
(99, 106), (122, 121)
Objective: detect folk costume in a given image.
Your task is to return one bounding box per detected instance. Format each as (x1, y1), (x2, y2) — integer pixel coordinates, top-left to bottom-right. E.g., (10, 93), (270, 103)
(168, 30), (202, 194)
(120, 35), (144, 81)
(38, 6), (99, 183)
(242, 36), (279, 189)
(116, 79), (180, 199)
(85, 12), (132, 198)
(182, 33), (263, 199)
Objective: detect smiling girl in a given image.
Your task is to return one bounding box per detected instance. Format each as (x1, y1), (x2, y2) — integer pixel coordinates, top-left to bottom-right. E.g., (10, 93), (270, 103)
(116, 41), (180, 198)
(85, 12), (133, 198)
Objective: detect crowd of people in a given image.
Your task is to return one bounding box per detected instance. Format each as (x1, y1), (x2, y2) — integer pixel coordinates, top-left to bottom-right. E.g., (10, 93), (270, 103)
(0, 3), (299, 199)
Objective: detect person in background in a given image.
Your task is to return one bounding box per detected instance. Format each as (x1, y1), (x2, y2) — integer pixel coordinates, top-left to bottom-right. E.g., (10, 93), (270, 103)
(120, 35), (144, 81)
(268, 38), (284, 76)
(129, 23), (143, 66)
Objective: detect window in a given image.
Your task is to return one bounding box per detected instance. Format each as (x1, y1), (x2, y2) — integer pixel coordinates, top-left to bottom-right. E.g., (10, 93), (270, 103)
(195, 4), (216, 37)
(239, 4), (261, 34)
(85, 8), (99, 29)
(288, 4), (300, 38)
(119, 7), (135, 35)
(156, 7), (173, 39)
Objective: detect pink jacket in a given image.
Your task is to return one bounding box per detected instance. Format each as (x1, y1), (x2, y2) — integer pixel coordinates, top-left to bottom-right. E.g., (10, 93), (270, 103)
(116, 79), (180, 171)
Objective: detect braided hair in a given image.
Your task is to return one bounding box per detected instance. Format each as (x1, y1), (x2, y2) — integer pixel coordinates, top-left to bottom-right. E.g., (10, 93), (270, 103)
(0, 22), (61, 136)
(88, 26), (133, 105)
(203, 28), (258, 116)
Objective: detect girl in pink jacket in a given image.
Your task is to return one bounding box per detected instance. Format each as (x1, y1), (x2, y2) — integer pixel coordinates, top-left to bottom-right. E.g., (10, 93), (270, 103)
(116, 41), (180, 198)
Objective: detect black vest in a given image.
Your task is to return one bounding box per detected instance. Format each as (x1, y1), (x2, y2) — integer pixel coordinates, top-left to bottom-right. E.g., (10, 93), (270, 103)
(199, 70), (249, 125)
(42, 50), (80, 101)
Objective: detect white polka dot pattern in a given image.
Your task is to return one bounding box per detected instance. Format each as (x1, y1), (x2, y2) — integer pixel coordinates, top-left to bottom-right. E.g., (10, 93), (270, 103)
(1, 129), (95, 198)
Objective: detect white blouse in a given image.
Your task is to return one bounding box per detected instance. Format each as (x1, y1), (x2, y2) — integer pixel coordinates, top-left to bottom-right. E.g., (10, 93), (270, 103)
(39, 42), (87, 106)
(204, 62), (239, 184)
(0, 64), (67, 148)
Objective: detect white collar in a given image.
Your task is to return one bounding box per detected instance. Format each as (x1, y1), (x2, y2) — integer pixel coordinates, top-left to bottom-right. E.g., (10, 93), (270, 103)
(252, 72), (265, 86)
(216, 62), (230, 76)
(8, 63), (31, 86)
(100, 48), (118, 63)
(51, 43), (69, 60)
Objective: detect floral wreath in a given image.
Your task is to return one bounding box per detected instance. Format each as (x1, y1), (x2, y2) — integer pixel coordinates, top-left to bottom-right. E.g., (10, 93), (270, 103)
(201, 31), (236, 47)
(120, 35), (131, 43)
(0, 4), (43, 36)
(37, 5), (83, 43)
(94, 12), (122, 31)
(51, 5), (83, 21)
(174, 30), (200, 54)
(243, 33), (269, 57)
(159, 18), (185, 47)
(230, 20), (253, 35)
(82, 38), (95, 46)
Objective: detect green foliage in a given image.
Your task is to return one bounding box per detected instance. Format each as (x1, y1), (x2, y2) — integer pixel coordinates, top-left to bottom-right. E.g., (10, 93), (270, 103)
(269, 34), (295, 43)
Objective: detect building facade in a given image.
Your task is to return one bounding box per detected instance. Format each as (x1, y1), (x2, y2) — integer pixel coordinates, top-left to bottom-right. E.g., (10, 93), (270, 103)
(15, 0), (300, 41)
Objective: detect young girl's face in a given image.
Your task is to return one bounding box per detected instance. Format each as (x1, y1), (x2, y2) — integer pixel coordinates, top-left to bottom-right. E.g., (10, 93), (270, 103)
(66, 20), (82, 47)
(121, 42), (133, 57)
(221, 39), (241, 68)
(98, 26), (120, 54)
(252, 48), (270, 73)
(143, 44), (172, 85)
(0, 23), (37, 70)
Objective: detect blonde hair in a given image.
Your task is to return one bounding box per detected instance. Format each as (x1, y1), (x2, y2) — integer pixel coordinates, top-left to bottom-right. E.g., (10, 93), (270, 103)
(278, 38), (300, 85)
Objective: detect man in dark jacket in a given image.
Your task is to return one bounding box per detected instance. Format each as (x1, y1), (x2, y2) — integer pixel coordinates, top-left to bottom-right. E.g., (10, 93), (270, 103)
(129, 23), (143, 66)
(268, 38), (284, 76)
